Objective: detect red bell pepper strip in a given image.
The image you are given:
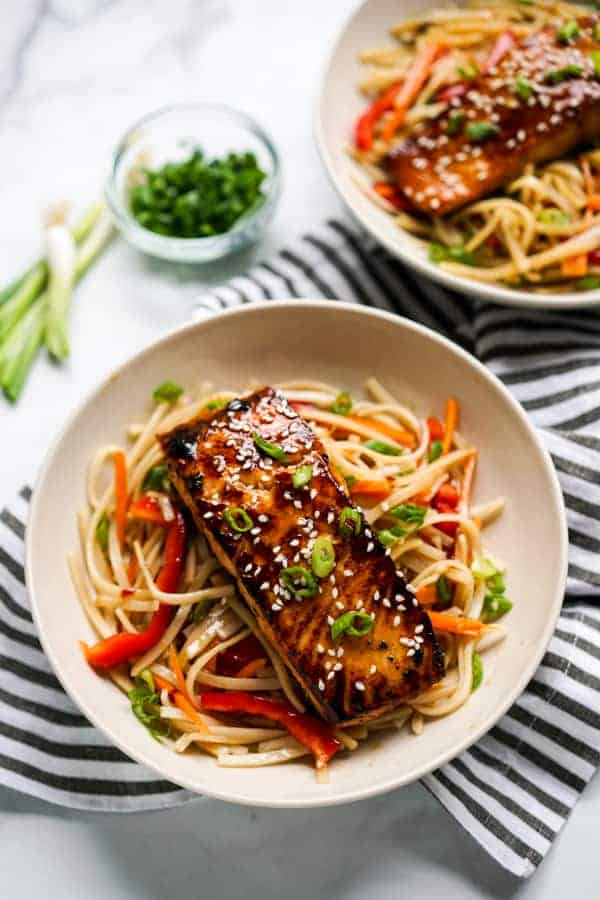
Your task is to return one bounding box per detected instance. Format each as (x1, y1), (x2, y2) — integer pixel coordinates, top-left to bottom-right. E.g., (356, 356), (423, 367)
(82, 511), (186, 669)
(427, 416), (444, 442)
(437, 82), (468, 102)
(433, 502), (459, 537)
(437, 32), (514, 104)
(432, 482), (460, 511)
(199, 692), (342, 768)
(588, 249), (600, 266)
(372, 181), (410, 210)
(128, 494), (169, 526)
(481, 31), (515, 74)
(354, 81), (403, 151)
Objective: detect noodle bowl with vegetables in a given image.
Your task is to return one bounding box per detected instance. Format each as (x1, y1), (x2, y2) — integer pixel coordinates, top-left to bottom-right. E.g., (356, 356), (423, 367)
(72, 378), (511, 778)
(350, 0), (600, 293)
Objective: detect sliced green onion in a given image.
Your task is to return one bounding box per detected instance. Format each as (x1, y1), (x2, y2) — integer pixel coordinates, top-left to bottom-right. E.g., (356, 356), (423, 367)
(253, 432), (289, 462)
(594, 23), (600, 41)
(436, 574), (452, 604)
(223, 507), (253, 533)
(557, 19), (579, 43)
(279, 566), (318, 599)
(537, 208), (570, 225)
(128, 672), (171, 739)
(429, 243), (475, 265)
(142, 464), (171, 493)
(544, 64), (583, 84)
(96, 513), (109, 551)
(363, 438), (402, 456)
(153, 381), (183, 404)
(457, 62), (479, 80)
(428, 440), (443, 462)
(390, 503), (427, 526)
(1, 300), (46, 403)
(329, 391), (352, 415)
(575, 276), (600, 291)
(465, 121), (499, 142)
(591, 50), (600, 77)
(292, 464), (313, 488)
(331, 610), (374, 641)
(446, 111), (465, 136)
(204, 397), (227, 411)
(344, 475), (357, 488)
(471, 653), (483, 691)
(377, 525), (406, 547)
(471, 556), (501, 579)
(311, 536), (335, 578)
(339, 506), (361, 538)
(487, 571), (506, 594)
(514, 74), (533, 100)
(482, 594), (513, 622)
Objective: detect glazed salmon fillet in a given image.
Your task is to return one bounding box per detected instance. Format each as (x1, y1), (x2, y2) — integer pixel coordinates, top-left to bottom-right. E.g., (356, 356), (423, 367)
(385, 20), (600, 216)
(159, 387), (444, 724)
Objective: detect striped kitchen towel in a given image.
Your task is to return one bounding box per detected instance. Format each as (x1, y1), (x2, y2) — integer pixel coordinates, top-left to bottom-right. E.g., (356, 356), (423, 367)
(2, 219), (600, 874)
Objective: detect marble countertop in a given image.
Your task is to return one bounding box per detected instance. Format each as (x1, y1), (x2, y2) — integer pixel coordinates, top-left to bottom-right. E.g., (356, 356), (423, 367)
(1, 1), (598, 896)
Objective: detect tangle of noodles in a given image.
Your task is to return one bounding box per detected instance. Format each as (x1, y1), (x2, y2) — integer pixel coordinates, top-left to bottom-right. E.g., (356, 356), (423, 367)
(349, 0), (600, 292)
(72, 379), (510, 777)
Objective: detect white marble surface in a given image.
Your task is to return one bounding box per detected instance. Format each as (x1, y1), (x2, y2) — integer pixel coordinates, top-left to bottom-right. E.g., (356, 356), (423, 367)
(1, 1), (598, 896)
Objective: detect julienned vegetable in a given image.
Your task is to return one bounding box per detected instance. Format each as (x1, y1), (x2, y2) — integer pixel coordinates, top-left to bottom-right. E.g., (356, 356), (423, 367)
(471, 653), (484, 691)
(129, 148), (266, 239)
(0, 202), (113, 403)
(199, 692), (342, 768)
(82, 509), (186, 668)
(128, 671), (172, 739)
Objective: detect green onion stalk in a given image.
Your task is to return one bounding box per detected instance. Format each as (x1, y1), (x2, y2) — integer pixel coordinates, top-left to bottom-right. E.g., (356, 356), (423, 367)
(0, 202), (114, 403)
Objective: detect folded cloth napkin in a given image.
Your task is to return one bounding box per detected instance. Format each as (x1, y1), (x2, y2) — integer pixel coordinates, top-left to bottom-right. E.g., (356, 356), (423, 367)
(2, 219), (600, 875)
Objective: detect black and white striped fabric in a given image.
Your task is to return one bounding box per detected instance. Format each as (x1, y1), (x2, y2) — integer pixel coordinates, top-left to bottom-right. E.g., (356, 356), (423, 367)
(2, 219), (600, 874)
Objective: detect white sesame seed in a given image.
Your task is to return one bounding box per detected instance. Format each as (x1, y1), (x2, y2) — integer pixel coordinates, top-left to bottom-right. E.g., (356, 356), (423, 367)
(317, 643), (325, 654)
(369, 664), (377, 675)
(293, 500), (302, 509)
(335, 600), (344, 610)
(355, 681), (365, 691)
(337, 646), (344, 657)
(318, 679), (325, 691)
(344, 569), (354, 577)
(244, 563), (252, 573)
(328, 670), (336, 680)
(393, 615), (401, 627)
(258, 514), (269, 523)
(203, 512), (214, 519)
(383, 597), (391, 608)
(327, 511), (335, 524)
(367, 542), (374, 553)
(415, 624), (424, 634)
(334, 662), (343, 672)
(327, 648), (336, 657)
(373, 590), (380, 602)
(327, 615), (334, 626)
(407, 649), (415, 657)
(332, 587), (339, 600)
(310, 488), (317, 500)
(250, 527), (261, 536)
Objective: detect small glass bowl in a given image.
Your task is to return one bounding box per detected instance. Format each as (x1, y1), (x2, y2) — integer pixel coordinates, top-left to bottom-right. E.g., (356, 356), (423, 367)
(105, 103), (281, 263)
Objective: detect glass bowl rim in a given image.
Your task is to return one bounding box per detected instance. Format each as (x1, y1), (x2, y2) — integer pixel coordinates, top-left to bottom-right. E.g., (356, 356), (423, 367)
(105, 101), (281, 252)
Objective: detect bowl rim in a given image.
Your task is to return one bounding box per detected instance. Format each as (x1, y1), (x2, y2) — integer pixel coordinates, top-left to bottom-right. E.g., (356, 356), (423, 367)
(105, 100), (281, 254)
(25, 300), (569, 807)
(314, 0), (600, 311)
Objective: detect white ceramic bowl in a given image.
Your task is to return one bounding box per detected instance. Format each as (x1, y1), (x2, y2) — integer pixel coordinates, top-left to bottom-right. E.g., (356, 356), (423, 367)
(316, 0), (600, 310)
(26, 301), (567, 807)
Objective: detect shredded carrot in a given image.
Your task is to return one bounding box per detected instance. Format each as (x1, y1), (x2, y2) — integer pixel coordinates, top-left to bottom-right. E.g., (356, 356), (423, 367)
(173, 691), (206, 729)
(382, 42), (446, 141)
(347, 414), (415, 447)
(427, 416), (444, 441)
(587, 195), (600, 212)
(561, 253), (588, 277)
(428, 610), (484, 637)
(126, 554), (138, 587)
(113, 451), (128, 548)
(441, 397), (459, 455)
(416, 584), (438, 606)
(153, 673), (176, 694)
(237, 658), (268, 679)
(169, 644), (190, 702)
(349, 479), (392, 501)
